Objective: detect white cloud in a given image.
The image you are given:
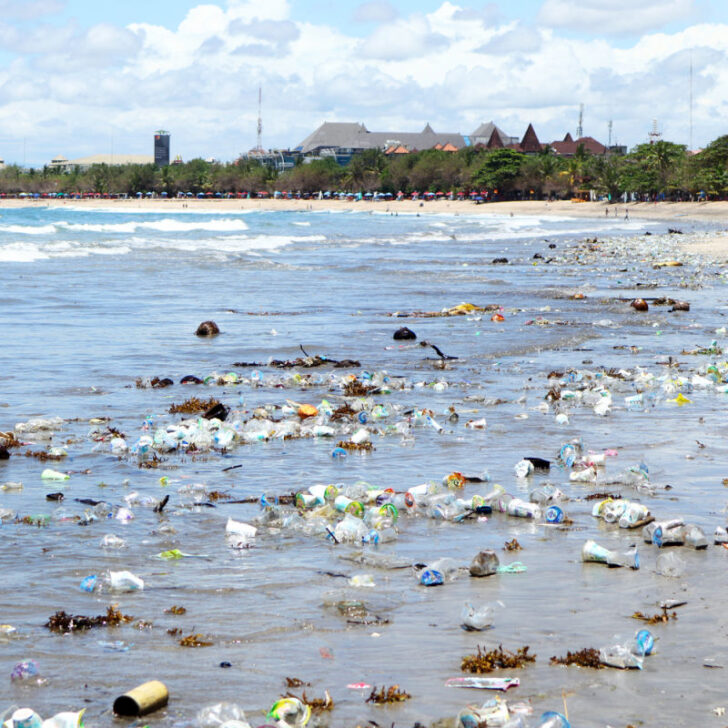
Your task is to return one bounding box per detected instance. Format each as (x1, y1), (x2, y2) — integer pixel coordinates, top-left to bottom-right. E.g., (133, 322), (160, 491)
(0, 0), (64, 20)
(2, 0), (728, 165)
(538, 0), (695, 35)
(359, 15), (448, 60)
(476, 22), (542, 54)
(352, 0), (398, 23)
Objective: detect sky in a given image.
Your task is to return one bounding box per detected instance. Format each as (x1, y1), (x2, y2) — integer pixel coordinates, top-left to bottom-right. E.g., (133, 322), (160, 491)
(1, 0), (728, 166)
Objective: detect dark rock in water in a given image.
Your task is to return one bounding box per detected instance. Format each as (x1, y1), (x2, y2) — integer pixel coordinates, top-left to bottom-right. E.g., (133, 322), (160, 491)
(469, 549), (499, 577)
(180, 375), (203, 384)
(0, 447), (9, 460)
(196, 320), (220, 336)
(533, 253), (544, 260)
(548, 243), (557, 249)
(670, 301), (690, 312)
(492, 257), (509, 264)
(668, 228), (683, 235)
(46, 492), (64, 501)
(333, 359), (361, 368)
(151, 377), (174, 389)
(394, 326), (417, 341)
(203, 402), (229, 421)
(631, 298), (649, 312)
(525, 457), (550, 471)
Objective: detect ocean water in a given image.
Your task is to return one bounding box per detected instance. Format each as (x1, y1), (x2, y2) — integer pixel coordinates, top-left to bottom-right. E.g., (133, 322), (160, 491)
(0, 205), (727, 727)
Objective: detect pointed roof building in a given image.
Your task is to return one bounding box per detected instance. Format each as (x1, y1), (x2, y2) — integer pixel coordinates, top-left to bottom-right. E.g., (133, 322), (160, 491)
(519, 123), (542, 154)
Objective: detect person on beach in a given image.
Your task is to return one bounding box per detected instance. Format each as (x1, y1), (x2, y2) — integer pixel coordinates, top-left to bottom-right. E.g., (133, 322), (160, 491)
(624, 208), (629, 220)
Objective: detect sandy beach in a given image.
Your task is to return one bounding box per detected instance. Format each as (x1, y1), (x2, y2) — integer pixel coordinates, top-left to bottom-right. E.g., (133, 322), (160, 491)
(3, 196), (727, 257)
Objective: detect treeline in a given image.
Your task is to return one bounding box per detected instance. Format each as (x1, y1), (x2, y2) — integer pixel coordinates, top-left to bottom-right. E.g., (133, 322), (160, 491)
(3, 135), (728, 199)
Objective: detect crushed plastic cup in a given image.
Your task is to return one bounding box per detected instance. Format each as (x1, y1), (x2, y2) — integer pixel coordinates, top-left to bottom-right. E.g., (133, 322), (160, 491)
(100, 534), (126, 549)
(348, 574), (375, 588)
(419, 568), (444, 586)
(79, 575), (98, 593)
(656, 551), (686, 578)
(599, 644), (643, 669)
(5, 708), (42, 728)
(461, 603), (493, 631)
(266, 697), (310, 728)
(41, 710), (86, 728)
(40, 469), (69, 481)
(198, 702), (250, 728)
(10, 660), (39, 682)
(108, 570), (144, 592)
(544, 506), (564, 523)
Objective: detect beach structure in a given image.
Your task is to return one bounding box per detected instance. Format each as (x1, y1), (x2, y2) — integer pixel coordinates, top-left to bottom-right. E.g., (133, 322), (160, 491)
(154, 131), (170, 167)
(294, 120), (610, 163)
(550, 133), (608, 156)
(295, 122), (470, 163)
(49, 153), (154, 172)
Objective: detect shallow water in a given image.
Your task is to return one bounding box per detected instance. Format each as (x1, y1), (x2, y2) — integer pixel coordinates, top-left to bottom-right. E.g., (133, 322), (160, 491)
(1, 206), (727, 728)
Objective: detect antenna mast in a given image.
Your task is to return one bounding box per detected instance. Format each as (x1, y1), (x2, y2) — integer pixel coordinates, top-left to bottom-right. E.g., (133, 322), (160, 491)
(256, 86), (263, 152)
(689, 50), (693, 151)
(576, 103), (584, 138)
(608, 120), (613, 148)
(648, 119), (662, 145)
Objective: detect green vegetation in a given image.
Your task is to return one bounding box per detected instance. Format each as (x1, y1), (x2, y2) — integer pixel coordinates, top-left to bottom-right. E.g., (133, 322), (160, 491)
(3, 136), (728, 199)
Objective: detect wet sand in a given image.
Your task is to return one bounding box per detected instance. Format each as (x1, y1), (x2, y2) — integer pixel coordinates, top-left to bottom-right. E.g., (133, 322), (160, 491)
(1, 197), (727, 221)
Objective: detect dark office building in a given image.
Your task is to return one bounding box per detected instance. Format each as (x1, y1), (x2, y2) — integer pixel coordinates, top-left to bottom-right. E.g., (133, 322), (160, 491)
(154, 131), (170, 167)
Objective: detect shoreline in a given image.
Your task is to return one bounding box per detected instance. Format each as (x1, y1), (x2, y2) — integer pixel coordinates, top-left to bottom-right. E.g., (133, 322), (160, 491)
(0, 197), (725, 221)
(1, 197), (726, 258)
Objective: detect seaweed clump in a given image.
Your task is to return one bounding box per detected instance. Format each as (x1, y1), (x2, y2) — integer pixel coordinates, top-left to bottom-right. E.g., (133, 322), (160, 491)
(336, 440), (374, 452)
(632, 606), (677, 624)
(169, 397), (220, 415)
(550, 648), (603, 668)
(366, 685), (411, 704)
(179, 633), (213, 647)
(165, 605), (187, 615)
(504, 538), (522, 551)
(286, 690), (333, 712)
(461, 645), (536, 674)
(46, 605), (133, 633)
(343, 379), (376, 397)
(284, 677), (310, 688)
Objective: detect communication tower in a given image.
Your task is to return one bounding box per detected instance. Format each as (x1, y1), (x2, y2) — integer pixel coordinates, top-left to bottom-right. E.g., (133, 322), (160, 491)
(576, 103), (584, 138)
(256, 86), (263, 153)
(648, 120), (662, 145)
